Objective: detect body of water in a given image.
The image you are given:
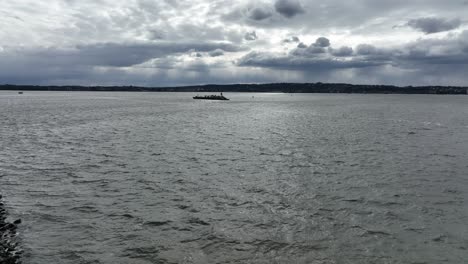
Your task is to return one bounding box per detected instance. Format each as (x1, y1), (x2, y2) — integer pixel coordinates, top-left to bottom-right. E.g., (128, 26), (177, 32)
(1, 92), (467, 263)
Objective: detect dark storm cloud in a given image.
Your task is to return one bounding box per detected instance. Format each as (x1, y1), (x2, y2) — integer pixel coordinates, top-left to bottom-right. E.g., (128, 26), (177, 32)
(238, 30), (468, 74)
(291, 45), (326, 56)
(2, 0), (468, 86)
(356, 44), (378, 55)
(407, 17), (462, 34)
(244, 31), (258, 41)
(330, 46), (354, 57)
(394, 32), (468, 66)
(290, 37), (331, 56)
(237, 51), (384, 70)
(209, 49), (224, 57)
(222, 1), (467, 35)
(248, 7), (273, 21)
(274, 0), (305, 18)
(313, 37), (331, 48)
(354, 44), (395, 63)
(0, 42), (244, 68)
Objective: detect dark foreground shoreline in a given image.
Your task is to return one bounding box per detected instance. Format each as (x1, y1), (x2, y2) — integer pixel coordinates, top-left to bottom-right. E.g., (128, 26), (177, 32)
(0, 195), (22, 264)
(1, 83), (467, 95)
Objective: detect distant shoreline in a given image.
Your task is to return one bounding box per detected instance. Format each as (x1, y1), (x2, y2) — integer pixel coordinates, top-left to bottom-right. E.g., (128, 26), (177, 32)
(1, 83), (467, 95)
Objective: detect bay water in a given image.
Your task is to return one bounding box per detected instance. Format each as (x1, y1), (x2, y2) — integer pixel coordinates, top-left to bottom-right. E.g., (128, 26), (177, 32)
(1, 92), (467, 263)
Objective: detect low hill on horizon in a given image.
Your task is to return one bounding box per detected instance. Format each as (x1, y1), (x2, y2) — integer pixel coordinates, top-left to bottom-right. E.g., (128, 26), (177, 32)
(1, 83), (467, 95)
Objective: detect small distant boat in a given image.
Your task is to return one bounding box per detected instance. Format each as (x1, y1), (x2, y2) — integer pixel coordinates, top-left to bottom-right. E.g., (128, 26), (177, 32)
(18, 92), (23, 94)
(193, 93), (229, 101)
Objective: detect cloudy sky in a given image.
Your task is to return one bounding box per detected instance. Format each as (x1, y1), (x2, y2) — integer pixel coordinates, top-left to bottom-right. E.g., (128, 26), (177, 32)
(1, 0), (468, 86)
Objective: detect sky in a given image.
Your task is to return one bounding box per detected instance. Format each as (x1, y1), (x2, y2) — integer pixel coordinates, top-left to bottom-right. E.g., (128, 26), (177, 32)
(1, 0), (468, 87)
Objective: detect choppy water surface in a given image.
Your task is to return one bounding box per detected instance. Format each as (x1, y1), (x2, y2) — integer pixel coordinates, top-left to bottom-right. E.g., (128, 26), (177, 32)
(1, 92), (468, 264)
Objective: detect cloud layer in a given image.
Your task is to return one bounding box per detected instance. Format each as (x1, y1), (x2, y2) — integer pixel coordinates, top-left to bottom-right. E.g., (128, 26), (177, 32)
(407, 17), (462, 34)
(0, 0), (468, 86)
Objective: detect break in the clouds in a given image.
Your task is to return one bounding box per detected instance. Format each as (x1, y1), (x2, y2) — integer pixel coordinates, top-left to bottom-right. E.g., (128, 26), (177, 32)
(1, 0), (468, 86)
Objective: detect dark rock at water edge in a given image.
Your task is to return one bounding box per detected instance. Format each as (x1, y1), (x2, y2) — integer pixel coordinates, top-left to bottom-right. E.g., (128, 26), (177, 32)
(0, 195), (22, 264)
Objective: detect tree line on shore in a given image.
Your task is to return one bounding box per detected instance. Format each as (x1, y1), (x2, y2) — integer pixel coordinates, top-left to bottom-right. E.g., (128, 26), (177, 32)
(1, 83), (467, 94)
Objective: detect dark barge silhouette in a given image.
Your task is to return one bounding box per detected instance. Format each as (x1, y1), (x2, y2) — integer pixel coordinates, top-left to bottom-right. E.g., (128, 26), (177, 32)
(193, 93), (229, 100)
